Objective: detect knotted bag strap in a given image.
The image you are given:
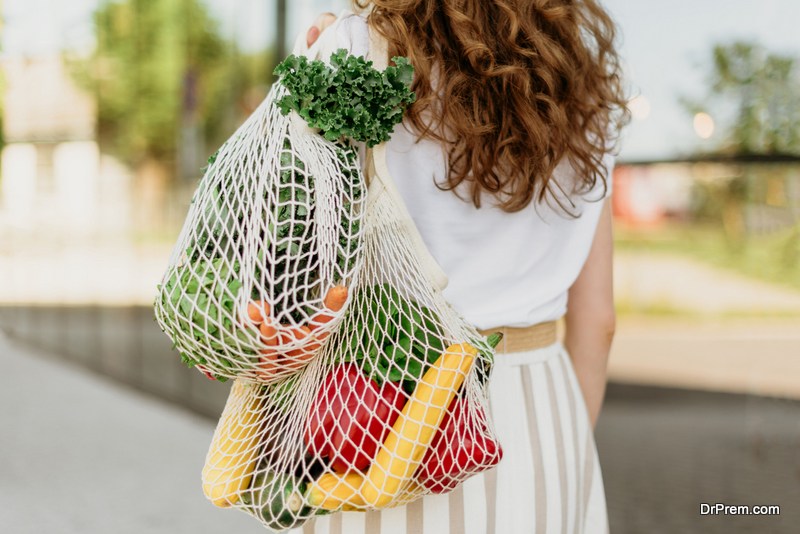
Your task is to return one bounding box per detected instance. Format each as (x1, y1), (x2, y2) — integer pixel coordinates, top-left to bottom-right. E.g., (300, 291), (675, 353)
(365, 25), (450, 293)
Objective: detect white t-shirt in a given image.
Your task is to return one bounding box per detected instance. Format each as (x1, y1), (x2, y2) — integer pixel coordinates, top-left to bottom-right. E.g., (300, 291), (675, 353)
(335, 15), (613, 330)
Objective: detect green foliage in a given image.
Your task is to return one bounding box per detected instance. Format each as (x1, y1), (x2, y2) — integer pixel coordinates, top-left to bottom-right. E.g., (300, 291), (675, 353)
(273, 49), (416, 148)
(192, 139), (361, 323)
(158, 254), (257, 379)
(336, 283), (500, 393)
(69, 0), (274, 165)
(157, 136), (364, 376)
(685, 41), (800, 156)
(340, 284), (445, 395)
(615, 222), (800, 300)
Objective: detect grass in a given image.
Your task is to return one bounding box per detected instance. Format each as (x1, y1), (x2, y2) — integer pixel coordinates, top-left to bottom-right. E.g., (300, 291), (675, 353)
(614, 222), (800, 293)
(614, 296), (800, 319)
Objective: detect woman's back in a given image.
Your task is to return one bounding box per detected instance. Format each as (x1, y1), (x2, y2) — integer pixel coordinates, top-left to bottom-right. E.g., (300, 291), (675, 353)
(336, 14), (614, 329)
(302, 4), (622, 531)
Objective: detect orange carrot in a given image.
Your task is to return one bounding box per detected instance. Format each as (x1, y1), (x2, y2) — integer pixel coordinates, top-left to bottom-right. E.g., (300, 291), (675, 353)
(260, 319), (279, 345)
(282, 349), (316, 371)
(255, 350), (279, 380)
(280, 326), (317, 371)
(248, 300), (270, 323)
(305, 332), (323, 353)
(282, 326), (311, 353)
(324, 286), (348, 312)
(309, 286), (348, 330)
(254, 309), (279, 380)
(196, 365), (217, 381)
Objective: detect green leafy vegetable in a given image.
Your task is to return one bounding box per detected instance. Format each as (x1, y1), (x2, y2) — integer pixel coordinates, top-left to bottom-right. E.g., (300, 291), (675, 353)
(158, 255), (257, 377)
(470, 332), (503, 387)
(339, 284), (446, 395)
(159, 49), (395, 379)
(274, 49), (416, 148)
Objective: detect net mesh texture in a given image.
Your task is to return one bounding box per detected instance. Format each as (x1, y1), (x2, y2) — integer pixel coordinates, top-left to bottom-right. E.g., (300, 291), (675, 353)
(155, 20), (503, 533)
(155, 81), (366, 384)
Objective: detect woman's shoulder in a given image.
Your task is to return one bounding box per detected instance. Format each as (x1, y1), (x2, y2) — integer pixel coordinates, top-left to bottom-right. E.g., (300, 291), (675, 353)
(335, 11), (370, 58)
(545, 150), (615, 215)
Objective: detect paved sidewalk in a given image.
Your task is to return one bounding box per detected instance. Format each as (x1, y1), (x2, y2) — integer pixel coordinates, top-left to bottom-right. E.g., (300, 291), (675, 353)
(0, 333), (264, 534)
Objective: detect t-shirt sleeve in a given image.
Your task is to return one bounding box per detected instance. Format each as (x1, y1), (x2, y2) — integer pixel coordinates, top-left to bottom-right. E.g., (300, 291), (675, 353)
(335, 14), (370, 59)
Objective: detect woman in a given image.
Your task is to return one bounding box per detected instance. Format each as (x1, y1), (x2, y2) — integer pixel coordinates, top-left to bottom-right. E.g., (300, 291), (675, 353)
(302, 1), (627, 532)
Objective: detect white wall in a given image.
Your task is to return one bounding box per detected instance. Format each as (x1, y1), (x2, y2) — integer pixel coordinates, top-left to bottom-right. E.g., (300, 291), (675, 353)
(53, 141), (100, 234)
(1, 143), (38, 229)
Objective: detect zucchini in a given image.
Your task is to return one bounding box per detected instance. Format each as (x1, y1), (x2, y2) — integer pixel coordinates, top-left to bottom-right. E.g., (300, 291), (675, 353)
(242, 471), (313, 531)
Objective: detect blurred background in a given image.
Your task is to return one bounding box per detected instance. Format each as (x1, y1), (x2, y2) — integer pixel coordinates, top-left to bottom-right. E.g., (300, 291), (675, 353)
(0, 1), (798, 533)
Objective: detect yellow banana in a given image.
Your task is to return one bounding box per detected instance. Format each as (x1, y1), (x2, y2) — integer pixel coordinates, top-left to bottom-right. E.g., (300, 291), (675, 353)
(306, 471), (366, 510)
(202, 380), (265, 507)
(361, 343), (476, 507)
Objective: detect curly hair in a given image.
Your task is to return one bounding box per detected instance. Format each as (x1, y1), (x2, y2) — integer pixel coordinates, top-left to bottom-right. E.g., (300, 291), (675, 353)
(353, 0), (629, 213)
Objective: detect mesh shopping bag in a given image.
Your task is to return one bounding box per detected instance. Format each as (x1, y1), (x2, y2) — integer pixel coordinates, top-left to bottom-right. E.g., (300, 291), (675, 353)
(198, 22), (504, 532)
(153, 24), (371, 383)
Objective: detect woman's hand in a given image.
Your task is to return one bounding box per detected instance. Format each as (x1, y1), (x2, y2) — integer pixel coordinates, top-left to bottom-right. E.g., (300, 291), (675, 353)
(307, 13), (337, 47)
(564, 198), (615, 430)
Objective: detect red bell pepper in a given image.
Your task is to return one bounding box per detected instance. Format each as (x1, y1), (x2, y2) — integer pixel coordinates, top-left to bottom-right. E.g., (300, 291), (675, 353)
(305, 363), (407, 472)
(417, 396), (503, 493)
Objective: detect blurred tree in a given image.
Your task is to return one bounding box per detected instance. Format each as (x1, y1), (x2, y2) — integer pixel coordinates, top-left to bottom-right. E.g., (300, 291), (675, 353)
(70, 0), (274, 175)
(684, 42), (800, 255)
(685, 41), (800, 156)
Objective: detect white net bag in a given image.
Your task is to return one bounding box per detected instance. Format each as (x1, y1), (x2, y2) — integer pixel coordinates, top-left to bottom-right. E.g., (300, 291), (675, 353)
(154, 28), (369, 384)
(196, 23), (505, 532)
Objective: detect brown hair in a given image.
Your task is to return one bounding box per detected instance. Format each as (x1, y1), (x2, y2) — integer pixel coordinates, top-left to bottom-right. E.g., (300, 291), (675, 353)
(354, 0), (629, 213)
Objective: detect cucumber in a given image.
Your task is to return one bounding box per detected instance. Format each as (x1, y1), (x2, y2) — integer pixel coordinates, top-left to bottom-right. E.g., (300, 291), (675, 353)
(242, 471), (313, 531)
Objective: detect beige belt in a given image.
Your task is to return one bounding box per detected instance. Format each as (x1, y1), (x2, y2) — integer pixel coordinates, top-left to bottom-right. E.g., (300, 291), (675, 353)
(478, 321), (558, 354)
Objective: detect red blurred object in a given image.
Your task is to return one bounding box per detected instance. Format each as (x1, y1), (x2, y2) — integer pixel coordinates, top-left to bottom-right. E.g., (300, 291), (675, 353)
(418, 397), (503, 494)
(305, 363), (407, 472)
(196, 365), (217, 380)
(611, 164), (666, 227)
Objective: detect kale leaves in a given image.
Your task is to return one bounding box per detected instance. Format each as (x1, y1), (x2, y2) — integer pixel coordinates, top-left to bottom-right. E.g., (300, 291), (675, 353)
(274, 49), (416, 148)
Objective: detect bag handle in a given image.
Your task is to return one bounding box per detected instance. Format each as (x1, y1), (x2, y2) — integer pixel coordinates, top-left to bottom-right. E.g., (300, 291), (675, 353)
(366, 25), (449, 293)
(290, 17), (449, 292)
(291, 15), (344, 61)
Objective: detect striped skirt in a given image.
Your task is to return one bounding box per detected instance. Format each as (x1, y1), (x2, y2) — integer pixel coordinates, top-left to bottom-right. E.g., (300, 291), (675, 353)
(294, 341), (609, 534)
